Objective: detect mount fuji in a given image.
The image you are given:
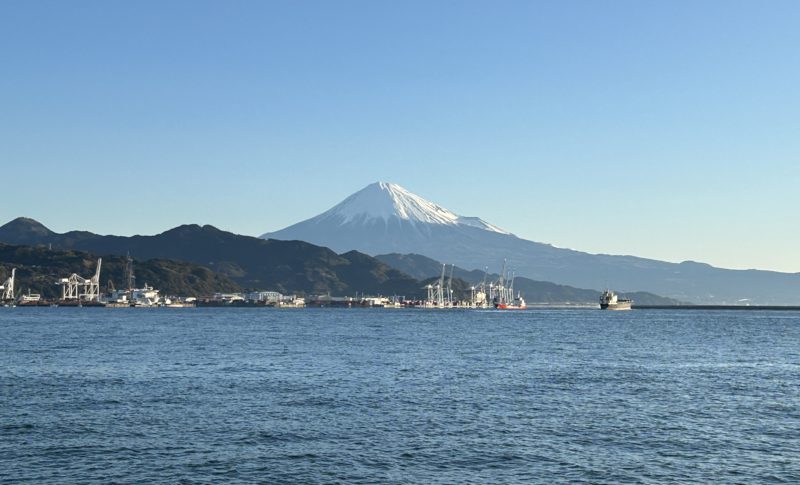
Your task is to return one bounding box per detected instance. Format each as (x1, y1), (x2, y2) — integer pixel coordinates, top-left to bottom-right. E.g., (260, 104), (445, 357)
(262, 182), (800, 304)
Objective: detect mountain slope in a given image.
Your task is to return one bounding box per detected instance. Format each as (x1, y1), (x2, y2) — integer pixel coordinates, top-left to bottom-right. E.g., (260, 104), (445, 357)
(0, 217), (55, 244)
(376, 253), (681, 305)
(0, 218), (421, 297)
(262, 182), (800, 304)
(0, 243), (241, 298)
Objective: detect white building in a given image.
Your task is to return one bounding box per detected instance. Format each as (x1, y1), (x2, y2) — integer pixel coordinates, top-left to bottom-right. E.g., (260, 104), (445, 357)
(246, 291), (283, 303)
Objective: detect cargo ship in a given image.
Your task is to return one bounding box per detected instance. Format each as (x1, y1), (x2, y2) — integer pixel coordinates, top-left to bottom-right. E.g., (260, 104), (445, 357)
(599, 289), (632, 310)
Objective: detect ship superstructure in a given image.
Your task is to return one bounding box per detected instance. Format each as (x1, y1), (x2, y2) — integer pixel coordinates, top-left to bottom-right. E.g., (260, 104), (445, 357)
(599, 289), (632, 310)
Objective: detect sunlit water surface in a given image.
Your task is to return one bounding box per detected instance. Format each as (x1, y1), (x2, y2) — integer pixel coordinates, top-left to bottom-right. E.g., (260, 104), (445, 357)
(2, 308), (799, 483)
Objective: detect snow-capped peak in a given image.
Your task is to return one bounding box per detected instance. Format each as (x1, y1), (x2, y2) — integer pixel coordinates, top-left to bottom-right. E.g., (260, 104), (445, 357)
(318, 182), (510, 234)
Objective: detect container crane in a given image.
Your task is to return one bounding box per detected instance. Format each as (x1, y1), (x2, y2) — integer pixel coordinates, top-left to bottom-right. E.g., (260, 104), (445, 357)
(1, 268), (15, 301)
(57, 258), (102, 302)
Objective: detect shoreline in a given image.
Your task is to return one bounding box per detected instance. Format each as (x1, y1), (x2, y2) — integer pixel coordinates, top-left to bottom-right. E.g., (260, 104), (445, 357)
(633, 305), (800, 311)
(6, 303), (800, 311)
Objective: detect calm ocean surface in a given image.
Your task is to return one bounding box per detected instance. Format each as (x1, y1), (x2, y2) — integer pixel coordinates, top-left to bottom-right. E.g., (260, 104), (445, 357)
(2, 308), (799, 484)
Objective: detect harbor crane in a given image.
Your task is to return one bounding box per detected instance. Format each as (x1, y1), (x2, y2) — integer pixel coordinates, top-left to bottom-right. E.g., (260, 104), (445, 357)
(436, 264), (446, 307)
(446, 264), (454, 305)
(422, 264), (449, 307)
(57, 258), (102, 302)
(85, 258), (102, 301)
(1, 268), (15, 301)
(425, 283), (434, 305)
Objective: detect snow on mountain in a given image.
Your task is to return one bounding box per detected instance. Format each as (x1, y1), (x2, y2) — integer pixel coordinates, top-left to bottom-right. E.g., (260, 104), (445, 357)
(311, 182), (510, 234)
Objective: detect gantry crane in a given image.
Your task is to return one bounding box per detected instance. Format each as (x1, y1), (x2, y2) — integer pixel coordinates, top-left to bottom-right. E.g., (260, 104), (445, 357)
(1, 268), (15, 301)
(57, 258), (102, 302)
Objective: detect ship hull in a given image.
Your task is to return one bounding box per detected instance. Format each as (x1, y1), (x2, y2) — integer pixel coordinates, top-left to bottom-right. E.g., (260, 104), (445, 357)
(494, 304), (527, 310)
(600, 301), (632, 310)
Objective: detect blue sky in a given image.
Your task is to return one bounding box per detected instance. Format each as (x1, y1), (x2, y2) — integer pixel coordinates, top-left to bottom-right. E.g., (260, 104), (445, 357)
(2, 1), (799, 272)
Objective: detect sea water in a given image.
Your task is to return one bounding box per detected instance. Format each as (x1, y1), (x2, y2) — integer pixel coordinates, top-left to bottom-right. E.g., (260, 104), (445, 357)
(2, 308), (799, 483)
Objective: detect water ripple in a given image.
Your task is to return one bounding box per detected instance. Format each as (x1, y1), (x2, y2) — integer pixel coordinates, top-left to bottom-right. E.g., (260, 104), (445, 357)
(1, 308), (799, 483)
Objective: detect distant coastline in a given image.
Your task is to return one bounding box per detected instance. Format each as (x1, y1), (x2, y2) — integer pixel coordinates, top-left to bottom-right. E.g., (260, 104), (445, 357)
(633, 305), (800, 311)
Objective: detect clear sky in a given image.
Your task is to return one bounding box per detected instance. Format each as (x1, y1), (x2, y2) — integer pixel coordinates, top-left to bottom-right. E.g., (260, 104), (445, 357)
(2, 1), (799, 272)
